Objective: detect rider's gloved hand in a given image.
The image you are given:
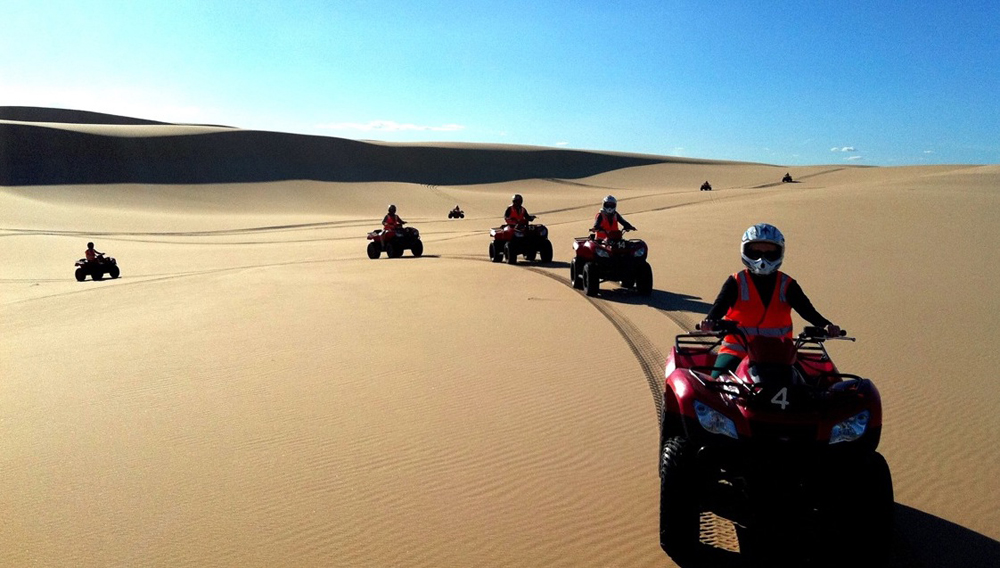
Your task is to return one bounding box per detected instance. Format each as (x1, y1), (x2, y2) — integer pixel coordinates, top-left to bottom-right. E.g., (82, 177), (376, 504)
(825, 324), (841, 337)
(698, 319), (715, 332)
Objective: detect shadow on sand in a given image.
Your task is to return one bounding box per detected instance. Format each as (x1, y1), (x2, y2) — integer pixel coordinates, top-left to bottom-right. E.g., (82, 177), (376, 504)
(669, 503), (1000, 568)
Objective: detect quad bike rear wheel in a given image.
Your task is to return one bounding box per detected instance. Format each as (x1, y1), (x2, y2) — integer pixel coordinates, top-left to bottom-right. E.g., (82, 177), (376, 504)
(489, 242), (503, 263)
(367, 242), (380, 259)
(583, 262), (600, 297)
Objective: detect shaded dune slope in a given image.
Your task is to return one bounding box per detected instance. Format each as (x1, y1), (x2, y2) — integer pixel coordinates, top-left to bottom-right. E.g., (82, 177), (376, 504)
(0, 106), (173, 126)
(1, 108), (668, 186)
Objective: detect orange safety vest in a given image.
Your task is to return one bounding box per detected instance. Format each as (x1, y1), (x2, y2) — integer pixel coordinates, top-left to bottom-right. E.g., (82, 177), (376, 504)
(594, 212), (619, 238)
(383, 214), (402, 230)
(85, 249), (99, 260)
(506, 206), (527, 225)
(719, 270), (794, 357)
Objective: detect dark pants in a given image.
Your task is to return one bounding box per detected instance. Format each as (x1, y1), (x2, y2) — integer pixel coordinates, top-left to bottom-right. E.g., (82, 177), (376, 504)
(711, 353), (743, 378)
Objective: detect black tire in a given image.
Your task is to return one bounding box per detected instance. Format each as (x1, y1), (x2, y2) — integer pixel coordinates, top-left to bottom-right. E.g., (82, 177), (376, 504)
(570, 258), (583, 289)
(539, 239), (553, 263)
(109, 266), (120, 279)
(489, 242), (503, 263)
(505, 242), (517, 265)
(636, 262), (653, 296)
(842, 453), (894, 565)
(583, 262), (600, 297)
(448, 212), (455, 219)
(92, 271), (103, 281)
(411, 239), (423, 257)
(367, 242), (380, 259)
(75, 268), (86, 282)
(660, 436), (700, 562)
(459, 213), (464, 218)
(385, 242), (400, 258)
(525, 249), (537, 262)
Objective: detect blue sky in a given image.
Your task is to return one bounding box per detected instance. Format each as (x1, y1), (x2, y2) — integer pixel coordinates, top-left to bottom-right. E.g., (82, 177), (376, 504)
(2, 0), (998, 165)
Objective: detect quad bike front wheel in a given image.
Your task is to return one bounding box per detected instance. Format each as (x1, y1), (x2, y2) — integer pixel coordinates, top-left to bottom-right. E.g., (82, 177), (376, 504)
(539, 239), (553, 263)
(504, 242), (517, 265)
(411, 240), (424, 257)
(570, 258), (583, 289)
(75, 268), (86, 282)
(109, 266), (120, 279)
(583, 262), (600, 297)
(660, 436), (700, 563)
(367, 242), (380, 259)
(635, 262), (653, 296)
(489, 242), (503, 263)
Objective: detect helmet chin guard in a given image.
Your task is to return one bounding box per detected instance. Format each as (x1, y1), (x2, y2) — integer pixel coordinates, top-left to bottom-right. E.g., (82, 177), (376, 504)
(602, 194), (617, 215)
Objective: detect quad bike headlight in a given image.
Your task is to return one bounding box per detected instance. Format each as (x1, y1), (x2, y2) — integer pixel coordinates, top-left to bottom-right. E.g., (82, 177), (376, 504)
(538, 227), (547, 237)
(694, 400), (738, 439)
(633, 247), (646, 258)
(829, 410), (870, 444)
(596, 248), (610, 258)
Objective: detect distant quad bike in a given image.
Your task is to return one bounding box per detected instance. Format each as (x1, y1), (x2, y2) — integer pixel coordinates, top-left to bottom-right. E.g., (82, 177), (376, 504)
(75, 254), (120, 281)
(488, 215), (553, 264)
(366, 224), (423, 259)
(782, 173), (794, 183)
(570, 229), (652, 297)
(448, 208), (465, 219)
(659, 322), (892, 567)
(700, 182), (713, 191)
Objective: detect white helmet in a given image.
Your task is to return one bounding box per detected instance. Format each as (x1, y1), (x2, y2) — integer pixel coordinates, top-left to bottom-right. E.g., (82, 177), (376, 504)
(602, 195), (617, 215)
(741, 223), (785, 275)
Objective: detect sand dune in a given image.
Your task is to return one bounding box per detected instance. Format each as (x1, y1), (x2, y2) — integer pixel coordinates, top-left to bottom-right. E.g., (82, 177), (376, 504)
(2, 108), (999, 567)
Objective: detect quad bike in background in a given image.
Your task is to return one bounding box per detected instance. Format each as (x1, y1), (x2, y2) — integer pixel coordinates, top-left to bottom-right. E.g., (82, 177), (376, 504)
(658, 321), (892, 567)
(488, 215), (553, 264)
(75, 253), (120, 281)
(367, 223), (423, 259)
(570, 229), (652, 297)
(448, 206), (465, 219)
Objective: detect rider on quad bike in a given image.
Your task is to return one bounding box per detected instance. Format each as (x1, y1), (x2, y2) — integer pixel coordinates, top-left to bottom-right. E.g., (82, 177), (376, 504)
(591, 195), (636, 240)
(367, 204), (423, 259)
(489, 194), (553, 264)
(448, 205), (465, 219)
(570, 195), (651, 296)
(700, 180), (713, 191)
(383, 204), (405, 230)
(782, 172), (794, 183)
(75, 242), (120, 281)
(701, 223), (839, 377)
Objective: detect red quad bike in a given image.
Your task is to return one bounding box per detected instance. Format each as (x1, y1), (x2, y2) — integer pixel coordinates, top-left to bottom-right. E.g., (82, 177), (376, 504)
(366, 224), (423, 259)
(75, 254), (120, 281)
(570, 229), (652, 297)
(488, 215), (553, 264)
(659, 322), (892, 567)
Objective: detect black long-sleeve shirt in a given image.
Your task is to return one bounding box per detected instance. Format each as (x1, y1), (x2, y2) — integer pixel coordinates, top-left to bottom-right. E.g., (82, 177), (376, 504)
(705, 272), (832, 328)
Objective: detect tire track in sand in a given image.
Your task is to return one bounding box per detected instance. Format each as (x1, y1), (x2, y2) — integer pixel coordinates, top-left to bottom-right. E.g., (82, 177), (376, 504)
(448, 254), (667, 420)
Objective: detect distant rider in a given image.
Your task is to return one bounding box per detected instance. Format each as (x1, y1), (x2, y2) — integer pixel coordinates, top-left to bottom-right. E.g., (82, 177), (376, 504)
(85, 242), (104, 262)
(504, 194), (530, 227)
(701, 181), (712, 191)
(382, 204), (405, 232)
(700, 223), (840, 378)
(592, 195), (635, 240)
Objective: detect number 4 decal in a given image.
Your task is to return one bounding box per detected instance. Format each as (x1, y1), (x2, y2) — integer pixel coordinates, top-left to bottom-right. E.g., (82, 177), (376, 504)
(770, 387), (790, 410)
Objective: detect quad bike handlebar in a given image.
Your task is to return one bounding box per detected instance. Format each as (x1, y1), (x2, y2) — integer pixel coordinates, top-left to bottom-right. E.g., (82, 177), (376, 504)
(695, 320), (852, 341)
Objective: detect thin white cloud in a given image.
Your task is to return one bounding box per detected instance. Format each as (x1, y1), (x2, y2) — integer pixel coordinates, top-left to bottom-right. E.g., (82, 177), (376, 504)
(555, 141), (569, 147)
(316, 120), (464, 132)
(923, 150), (934, 154)
(846, 155), (863, 161)
(832, 146), (855, 152)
